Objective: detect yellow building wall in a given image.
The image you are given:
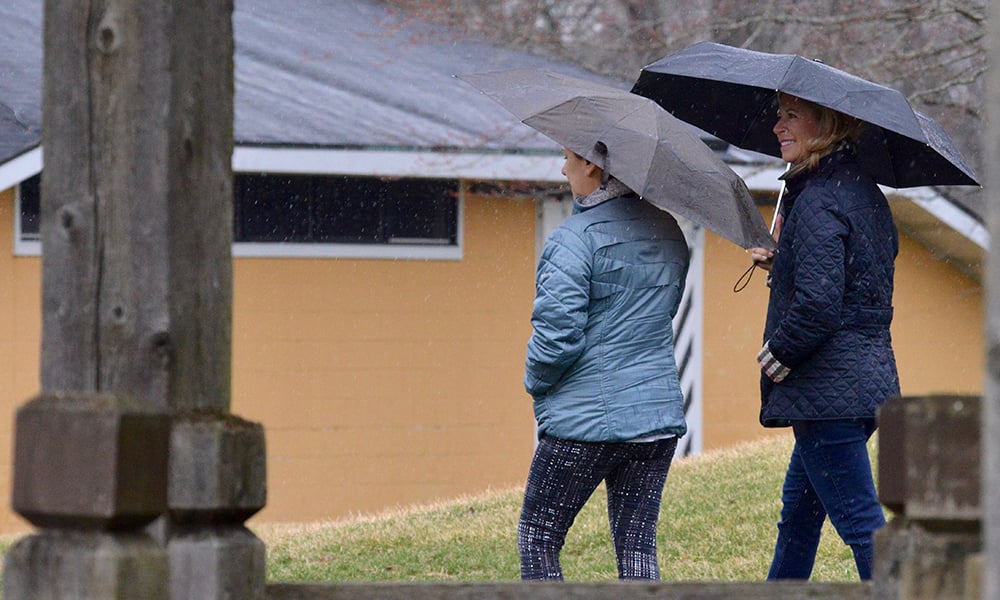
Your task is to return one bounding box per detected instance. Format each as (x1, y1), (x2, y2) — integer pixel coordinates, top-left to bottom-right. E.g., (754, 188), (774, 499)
(701, 206), (984, 450)
(0, 188), (42, 534)
(0, 190), (985, 533)
(231, 191), (538, 524)
(0, 188), (538, 532)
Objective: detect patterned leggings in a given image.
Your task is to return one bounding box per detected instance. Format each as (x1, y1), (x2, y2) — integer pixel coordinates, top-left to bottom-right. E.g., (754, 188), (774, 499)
(517, 435), (678, 580)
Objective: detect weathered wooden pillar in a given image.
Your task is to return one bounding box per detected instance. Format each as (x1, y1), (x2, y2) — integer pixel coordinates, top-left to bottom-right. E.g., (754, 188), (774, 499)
(985, 3), (1000, 598)
(872, 395), (981, 600)
(3, 1), (266, 598)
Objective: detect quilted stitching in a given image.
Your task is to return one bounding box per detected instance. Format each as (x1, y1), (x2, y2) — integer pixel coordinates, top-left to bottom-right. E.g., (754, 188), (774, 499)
(760, 149), (900, 426)
(525, 195), (691, 442)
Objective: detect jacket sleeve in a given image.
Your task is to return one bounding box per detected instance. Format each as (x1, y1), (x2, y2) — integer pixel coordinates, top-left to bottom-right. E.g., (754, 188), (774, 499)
(524, 226), (592, 398)
(766, 189), (847, 371)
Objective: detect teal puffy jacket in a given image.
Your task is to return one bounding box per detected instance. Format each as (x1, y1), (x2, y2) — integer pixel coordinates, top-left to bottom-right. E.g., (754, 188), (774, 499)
(525, 194), (690, 442)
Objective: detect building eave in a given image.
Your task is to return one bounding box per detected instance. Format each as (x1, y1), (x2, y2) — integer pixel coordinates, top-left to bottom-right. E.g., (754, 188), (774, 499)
(0, 146), (41, 194)
(232, 145), (567, 182)
(728, 162), (986, 281)
(1, 145), (987, 280)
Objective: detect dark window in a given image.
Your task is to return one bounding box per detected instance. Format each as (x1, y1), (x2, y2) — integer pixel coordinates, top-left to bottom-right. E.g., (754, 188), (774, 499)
(234, 174), (459, 245)
(18, 174), (40, 239)
(17, 173), (460, 247)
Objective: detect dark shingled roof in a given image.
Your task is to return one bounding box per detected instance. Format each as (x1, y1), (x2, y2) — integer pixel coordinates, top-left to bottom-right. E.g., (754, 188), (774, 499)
(0, 3), (42, 165)
(0, 0), (623, 165)
(1, 0), (982, 240)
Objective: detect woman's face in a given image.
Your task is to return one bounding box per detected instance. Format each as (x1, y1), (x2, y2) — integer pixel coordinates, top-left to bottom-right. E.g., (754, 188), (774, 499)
(561, 148), (601, 197)
(772, 95), (821, 165)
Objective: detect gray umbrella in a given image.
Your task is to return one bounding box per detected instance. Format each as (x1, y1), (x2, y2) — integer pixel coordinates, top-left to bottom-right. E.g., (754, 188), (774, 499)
(456, 68), (774, 250)
(631, 41), (979, 189)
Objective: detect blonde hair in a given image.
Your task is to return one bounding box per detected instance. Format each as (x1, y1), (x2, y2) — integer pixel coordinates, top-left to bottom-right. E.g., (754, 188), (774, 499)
(780, 93), (865, 171)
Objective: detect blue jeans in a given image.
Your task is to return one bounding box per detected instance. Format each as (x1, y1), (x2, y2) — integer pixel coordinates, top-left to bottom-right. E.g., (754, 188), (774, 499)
(517, 435), (677, 580)
(768, 418), (885, 581)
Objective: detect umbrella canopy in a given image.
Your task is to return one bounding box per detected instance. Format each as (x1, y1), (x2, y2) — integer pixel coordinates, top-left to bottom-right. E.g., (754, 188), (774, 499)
(457, 68), (775, 250)
(631, 41), (979, 189)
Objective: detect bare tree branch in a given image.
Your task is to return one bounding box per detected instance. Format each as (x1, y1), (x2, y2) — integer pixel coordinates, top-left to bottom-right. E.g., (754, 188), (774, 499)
(384, 0), (986, 170)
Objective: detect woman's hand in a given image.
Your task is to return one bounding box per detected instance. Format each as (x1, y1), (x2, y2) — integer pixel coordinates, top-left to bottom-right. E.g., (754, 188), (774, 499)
(750, 214), (783, 272)
(750, 247), (775, 271)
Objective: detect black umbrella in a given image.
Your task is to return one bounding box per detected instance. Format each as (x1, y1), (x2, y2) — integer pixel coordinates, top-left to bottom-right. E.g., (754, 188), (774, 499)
(631, 41), (979, 189)
(457, 68), (774, 249)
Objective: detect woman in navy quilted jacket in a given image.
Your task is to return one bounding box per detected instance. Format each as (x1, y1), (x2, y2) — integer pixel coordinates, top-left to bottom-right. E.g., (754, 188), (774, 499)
(517, 145), (690, 581)
(750, 93), (899, 581)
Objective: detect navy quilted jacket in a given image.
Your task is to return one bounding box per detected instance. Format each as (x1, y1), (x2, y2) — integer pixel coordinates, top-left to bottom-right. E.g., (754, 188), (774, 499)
(760, 148), (900, 427)
(525, 194), (690, 442)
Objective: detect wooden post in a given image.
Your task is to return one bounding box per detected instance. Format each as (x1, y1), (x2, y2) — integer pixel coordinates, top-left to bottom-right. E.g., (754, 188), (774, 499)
(873, 395), (981, 600)
(985, 2), (1000, 598)
(4, 1), (266, 598)
(38, 0), (232, 411)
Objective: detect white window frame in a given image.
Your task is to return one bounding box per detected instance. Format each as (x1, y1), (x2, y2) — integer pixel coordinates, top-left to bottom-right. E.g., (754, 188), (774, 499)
(13, 171), (467, 261)
(232, 179), (464, 260)
(14, 180), (39, 257)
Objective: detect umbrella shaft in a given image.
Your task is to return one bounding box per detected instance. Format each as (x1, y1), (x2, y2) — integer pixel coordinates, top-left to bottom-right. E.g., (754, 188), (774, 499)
(770, 163), (791, 235)
(770, 187), (783, 235)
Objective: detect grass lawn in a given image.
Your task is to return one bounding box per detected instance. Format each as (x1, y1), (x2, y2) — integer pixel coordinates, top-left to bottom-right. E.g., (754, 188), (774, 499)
(0, 434), (877, 589)
(255, 434), (877, 583)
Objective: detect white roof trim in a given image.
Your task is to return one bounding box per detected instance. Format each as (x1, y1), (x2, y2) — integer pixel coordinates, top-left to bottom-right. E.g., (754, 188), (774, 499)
(0, 146), (570, 186)
(0, 147), (42, 192)
(727, 162), (988, 250)
(232, 146), (567, 182)
(729, 164), (785, 192)
(887, 186), (988, 250)
(2, 146), (988, 250)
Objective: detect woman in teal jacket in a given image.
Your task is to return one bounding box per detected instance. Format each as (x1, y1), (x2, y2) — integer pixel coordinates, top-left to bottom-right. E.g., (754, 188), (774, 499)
(518, 146), (690, 580)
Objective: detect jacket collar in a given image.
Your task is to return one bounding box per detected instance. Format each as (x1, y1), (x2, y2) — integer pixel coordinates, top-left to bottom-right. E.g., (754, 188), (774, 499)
(573, 179), (635, 214)
(780, 144), (859, 201)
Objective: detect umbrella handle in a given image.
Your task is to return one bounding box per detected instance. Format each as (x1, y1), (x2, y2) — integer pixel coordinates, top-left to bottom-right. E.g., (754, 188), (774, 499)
(733, 262), (758, 293)
(734, 163), (789, 293)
